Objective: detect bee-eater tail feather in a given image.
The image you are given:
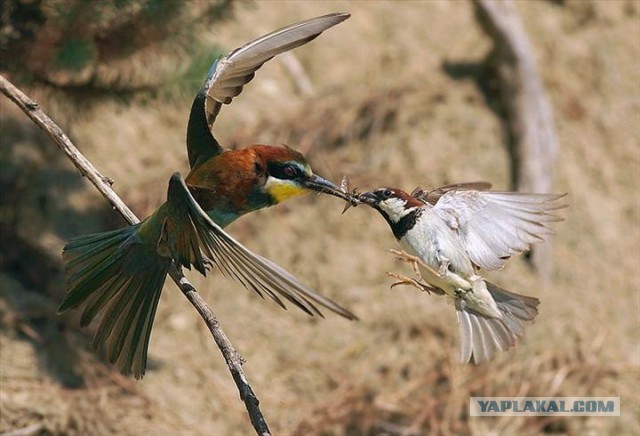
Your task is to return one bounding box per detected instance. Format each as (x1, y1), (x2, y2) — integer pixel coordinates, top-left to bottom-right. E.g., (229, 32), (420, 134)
(457, 282), (539, 364)
(60, 223), (171, 379)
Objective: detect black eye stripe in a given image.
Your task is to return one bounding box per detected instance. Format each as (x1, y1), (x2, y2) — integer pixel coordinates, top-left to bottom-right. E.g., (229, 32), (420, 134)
(267, 162), (302, 180)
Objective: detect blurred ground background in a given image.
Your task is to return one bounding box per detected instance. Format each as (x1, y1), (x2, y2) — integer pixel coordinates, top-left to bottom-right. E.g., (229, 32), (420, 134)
(1, 0), (638, 434)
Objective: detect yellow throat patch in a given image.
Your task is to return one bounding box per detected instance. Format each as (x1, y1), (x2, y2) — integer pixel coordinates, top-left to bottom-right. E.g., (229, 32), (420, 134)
(266, 179), (308, 203)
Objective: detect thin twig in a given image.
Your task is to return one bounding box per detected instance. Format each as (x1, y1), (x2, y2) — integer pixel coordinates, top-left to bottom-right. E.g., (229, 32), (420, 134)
(0, 74), (271, 436)
(279, 52), (315, 97)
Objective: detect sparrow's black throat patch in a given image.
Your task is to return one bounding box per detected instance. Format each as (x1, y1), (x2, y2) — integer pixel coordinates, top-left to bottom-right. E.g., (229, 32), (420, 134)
(380, 208), (422, 240)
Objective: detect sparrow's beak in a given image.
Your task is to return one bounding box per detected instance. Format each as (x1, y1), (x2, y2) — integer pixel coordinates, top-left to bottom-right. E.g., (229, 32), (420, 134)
(302, 174), (354, 202)
(358, 191), (379, 206)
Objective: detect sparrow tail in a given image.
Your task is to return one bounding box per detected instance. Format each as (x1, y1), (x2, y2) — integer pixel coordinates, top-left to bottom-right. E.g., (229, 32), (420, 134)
(456, 281), (539, 364)
(59, 221), (171, 379)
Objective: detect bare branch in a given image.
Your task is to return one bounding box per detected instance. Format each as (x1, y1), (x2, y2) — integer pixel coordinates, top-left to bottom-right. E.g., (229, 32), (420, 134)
(0, 74), (271, 436)
(473, 0), (559, 278)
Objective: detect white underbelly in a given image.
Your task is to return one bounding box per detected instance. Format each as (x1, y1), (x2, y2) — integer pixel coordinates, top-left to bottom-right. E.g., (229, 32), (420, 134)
(398, 220), (474, 294)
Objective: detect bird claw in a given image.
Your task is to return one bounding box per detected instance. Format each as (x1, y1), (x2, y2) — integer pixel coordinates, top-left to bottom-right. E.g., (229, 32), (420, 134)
(388, 248), (422, 264)
(385, 272), (442, 295)
(387, 249), (442, 278)
(386, 249), (446, 295)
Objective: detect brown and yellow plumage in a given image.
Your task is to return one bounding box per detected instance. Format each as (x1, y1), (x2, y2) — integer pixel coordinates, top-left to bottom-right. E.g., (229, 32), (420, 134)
(58, 14), (355, 378)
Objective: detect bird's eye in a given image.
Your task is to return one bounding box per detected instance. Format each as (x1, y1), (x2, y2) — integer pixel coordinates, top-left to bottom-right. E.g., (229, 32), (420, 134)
(283, 164), (297, 178)
(381, 188), (393, 199)
(267, 161), (303, 180)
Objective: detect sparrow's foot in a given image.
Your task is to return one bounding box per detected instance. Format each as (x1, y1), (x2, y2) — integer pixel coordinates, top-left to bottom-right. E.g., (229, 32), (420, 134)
(386, 272), (442, 295)
(388, 249), (442, 277)
(386, 249), (446, 295)
(388, 248), (422, 265)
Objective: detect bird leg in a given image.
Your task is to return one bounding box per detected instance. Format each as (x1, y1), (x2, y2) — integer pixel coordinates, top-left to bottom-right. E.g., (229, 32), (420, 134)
(385, 272), (442, 295)
(386, 249), (445, 295)
(388, 249), (442, 277)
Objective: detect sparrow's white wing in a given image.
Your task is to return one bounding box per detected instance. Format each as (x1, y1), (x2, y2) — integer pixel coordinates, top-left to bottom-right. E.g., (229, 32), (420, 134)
(433, 190), (567, 271)
(412, 182), (492, 205)
(165, 173), (358, 321)
(204, 13), (349, 126)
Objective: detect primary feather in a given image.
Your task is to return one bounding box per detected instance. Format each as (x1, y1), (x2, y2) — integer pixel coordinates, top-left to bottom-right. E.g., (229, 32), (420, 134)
(60, 14), (354, 378)
(433, 191), (567, 270)
(165, 173), (358, 321)
(204, 13), (350, 124)
(186, 13), (349, 170)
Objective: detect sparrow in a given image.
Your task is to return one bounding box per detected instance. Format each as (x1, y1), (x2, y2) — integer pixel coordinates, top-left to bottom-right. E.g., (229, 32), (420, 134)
(356, 183), (566, 364)
(59, 13), (357, 378)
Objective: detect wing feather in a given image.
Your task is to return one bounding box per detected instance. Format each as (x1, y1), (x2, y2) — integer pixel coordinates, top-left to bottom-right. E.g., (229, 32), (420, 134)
(456, 309), (473, 364)
(413, 182), (492, 205)
(166, 173), (358, 320)
(434, 190), (566, 270)
(187, 13), (349, 170)
(204, 13), (350, 126)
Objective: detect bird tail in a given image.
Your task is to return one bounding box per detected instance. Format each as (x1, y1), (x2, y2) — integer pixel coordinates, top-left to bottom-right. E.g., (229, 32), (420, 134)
(456, 281), (539, 364)
(59, 222), (171, 379)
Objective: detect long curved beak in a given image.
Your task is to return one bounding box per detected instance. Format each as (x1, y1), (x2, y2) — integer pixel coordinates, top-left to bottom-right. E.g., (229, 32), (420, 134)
(302, 174), (354, 202)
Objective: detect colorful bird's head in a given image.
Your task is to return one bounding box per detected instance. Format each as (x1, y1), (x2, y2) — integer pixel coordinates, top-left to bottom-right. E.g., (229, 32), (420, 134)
(359, 188), (424, 219)
(253, 145), (348, 204)
(359, 188), (425, 238)
(186, 144), (351, 227)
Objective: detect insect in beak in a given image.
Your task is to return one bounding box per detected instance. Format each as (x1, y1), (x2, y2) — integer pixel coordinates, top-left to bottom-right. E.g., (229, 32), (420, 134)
(337, 175), (362, 214)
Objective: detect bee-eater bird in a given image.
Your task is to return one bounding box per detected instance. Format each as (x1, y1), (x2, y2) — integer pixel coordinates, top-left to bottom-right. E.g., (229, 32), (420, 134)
(59, 13), (357, 378)
(356, 183), (566, 364)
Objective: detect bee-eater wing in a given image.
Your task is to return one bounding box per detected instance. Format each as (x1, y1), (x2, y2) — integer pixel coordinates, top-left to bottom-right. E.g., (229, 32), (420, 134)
(164, 172), (358, 321)
(432, 190), (567, 271)
(186, 13), (350, 170)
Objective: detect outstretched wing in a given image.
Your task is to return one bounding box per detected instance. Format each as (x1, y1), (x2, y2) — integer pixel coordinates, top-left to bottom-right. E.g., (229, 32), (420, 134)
(433, 190), (567, 271)
(163, 172), (358, 320)
(412, 182), (492, 205)
(186, 13), (350, 170)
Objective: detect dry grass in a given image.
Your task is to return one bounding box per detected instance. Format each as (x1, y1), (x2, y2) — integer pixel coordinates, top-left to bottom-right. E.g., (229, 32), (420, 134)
(1, 0), (639, 435)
